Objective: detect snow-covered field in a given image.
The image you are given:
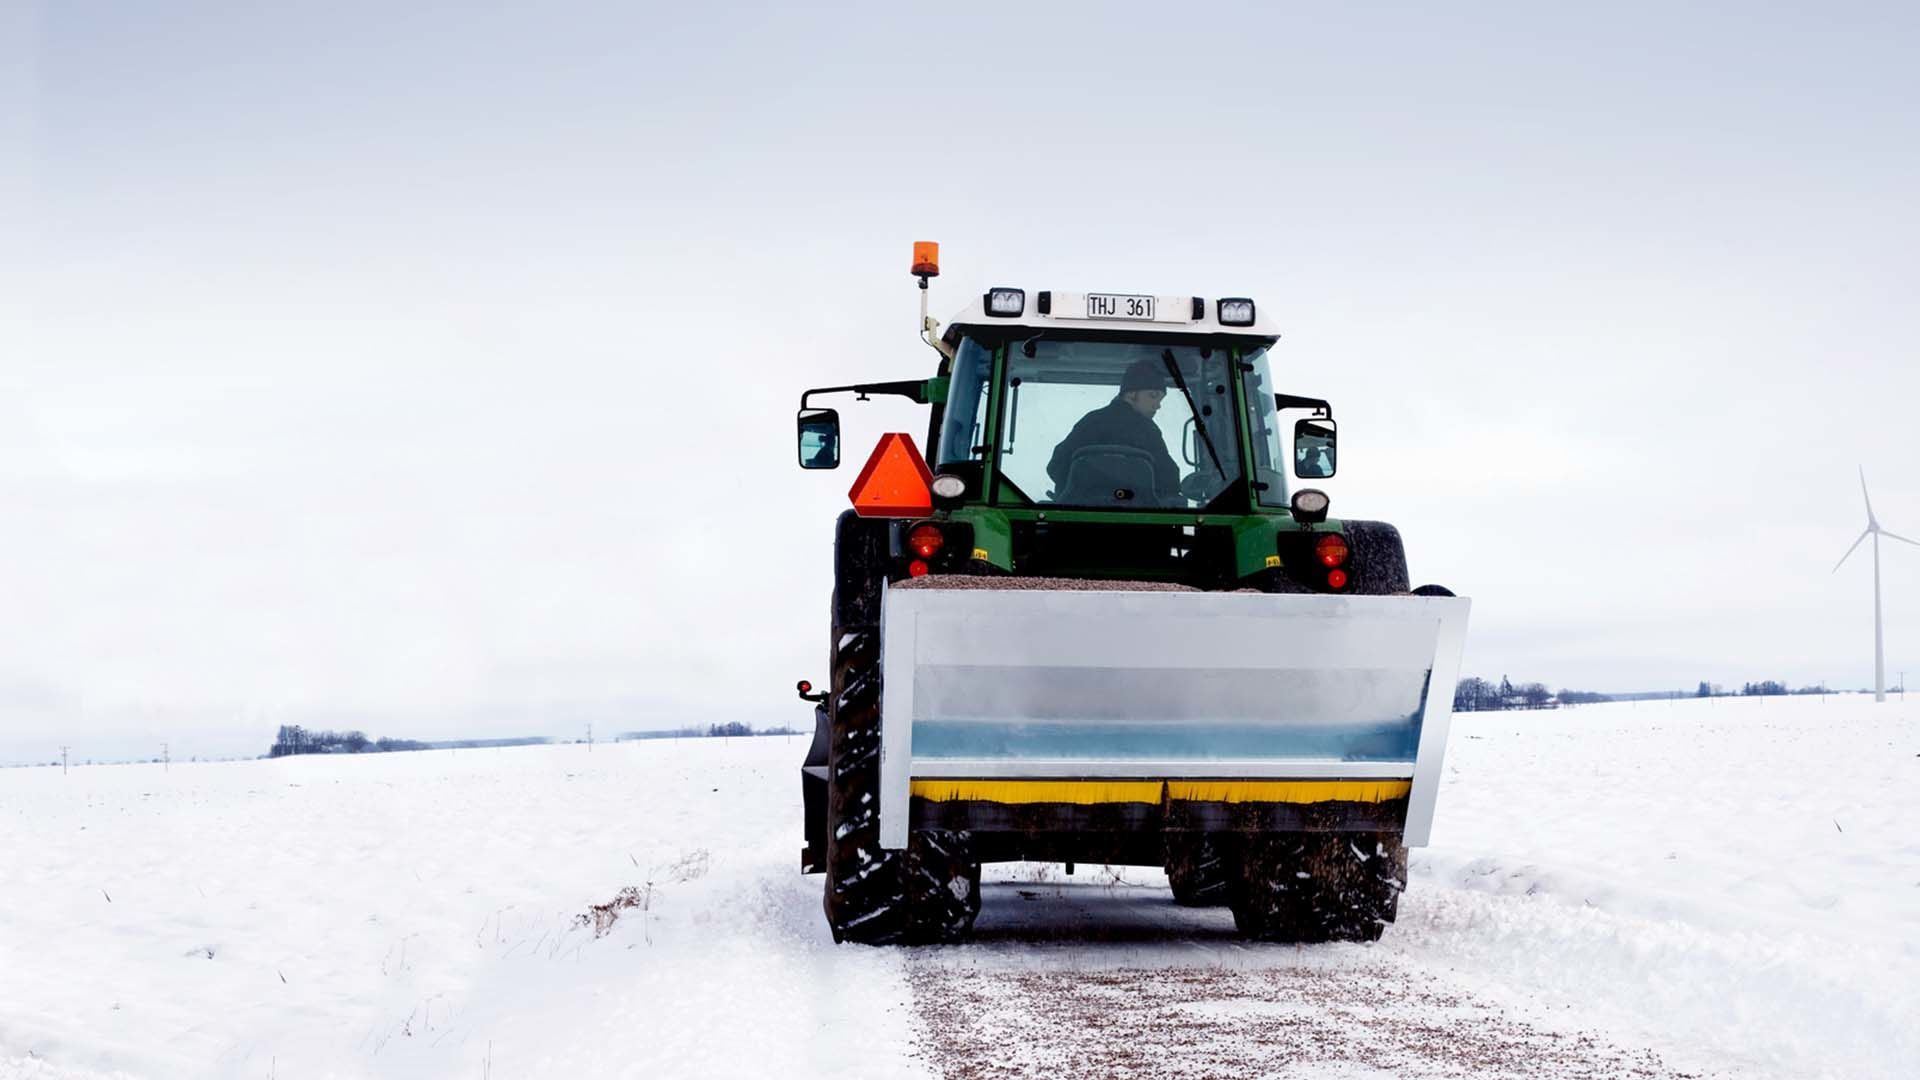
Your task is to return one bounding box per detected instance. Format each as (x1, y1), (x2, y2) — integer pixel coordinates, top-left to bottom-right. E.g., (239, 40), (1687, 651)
(2, 695), (1915, 1079)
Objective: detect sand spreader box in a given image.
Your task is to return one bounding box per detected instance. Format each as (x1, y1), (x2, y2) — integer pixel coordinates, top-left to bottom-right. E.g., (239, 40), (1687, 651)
(878, 586), (1472, 850)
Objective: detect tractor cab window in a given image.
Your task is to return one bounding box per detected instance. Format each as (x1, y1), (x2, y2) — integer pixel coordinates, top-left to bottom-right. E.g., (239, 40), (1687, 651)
(935, 337), (994, 468)
(1240, 346), (1291, 509)
(997, 338), (1242, 509)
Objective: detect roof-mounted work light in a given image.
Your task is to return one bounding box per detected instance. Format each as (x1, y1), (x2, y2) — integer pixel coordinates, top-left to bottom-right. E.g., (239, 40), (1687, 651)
(984, 287), (1026, 317)
(1217, 298), (1256, 326)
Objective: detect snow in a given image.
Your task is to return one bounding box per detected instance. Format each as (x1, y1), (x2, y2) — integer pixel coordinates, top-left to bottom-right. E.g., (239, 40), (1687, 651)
(2, 695), (1915, 1079)
(0, 738), (922, 1080)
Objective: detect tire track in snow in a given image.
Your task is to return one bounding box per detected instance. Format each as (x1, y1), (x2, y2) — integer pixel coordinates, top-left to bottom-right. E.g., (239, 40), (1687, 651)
(904, 878), (1722, 1080)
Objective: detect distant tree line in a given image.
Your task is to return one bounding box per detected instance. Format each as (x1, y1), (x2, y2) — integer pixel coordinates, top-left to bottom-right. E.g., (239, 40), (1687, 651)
(268, 725), (428, 757)
(612, 723), (807, 740)
(1454, 676), (1611, 712)
(1696, 680), (1831, 698)
(1555, 689), (1613, 705)
(705, 722), (800, 738)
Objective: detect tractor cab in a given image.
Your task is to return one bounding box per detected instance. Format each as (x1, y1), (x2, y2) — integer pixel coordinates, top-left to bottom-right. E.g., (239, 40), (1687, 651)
(931, 318), (1299, 517)
(797, 247), (1347, 589)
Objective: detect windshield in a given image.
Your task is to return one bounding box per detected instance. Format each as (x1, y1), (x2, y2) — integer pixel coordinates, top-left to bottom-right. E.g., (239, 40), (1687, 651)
(935, 337), (994, 468)
(1240, 345), (1291, 508)
(993, 337), (1243, 509)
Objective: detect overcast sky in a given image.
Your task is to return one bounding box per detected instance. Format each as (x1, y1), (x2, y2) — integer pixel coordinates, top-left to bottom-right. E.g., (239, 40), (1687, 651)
(6, 2), (1919, 762)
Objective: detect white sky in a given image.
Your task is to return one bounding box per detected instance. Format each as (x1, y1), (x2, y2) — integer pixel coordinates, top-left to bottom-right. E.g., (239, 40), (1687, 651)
(6, 1), (1920, 762)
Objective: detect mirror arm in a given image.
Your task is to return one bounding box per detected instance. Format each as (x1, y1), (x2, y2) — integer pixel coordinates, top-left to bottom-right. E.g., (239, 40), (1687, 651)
(801, 380), (933, 410)
(1274, 393), (1332, 419)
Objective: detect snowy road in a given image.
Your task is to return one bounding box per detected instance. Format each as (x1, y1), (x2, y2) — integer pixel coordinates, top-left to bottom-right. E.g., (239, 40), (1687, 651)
(911, 877), (1700, 1079)
(2, 695), (1915, 1079)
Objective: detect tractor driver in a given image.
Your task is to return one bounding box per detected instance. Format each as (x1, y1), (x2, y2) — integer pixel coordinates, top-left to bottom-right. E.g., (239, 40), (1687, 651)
(1046, 359), (1182, 504)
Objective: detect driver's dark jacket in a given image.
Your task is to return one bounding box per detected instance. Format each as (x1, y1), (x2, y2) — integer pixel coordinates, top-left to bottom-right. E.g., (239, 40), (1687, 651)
(1046, 397), (1180, 502)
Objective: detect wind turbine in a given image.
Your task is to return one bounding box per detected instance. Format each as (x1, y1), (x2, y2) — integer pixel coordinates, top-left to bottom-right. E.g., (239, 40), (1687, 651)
(1833, 467), (1919, 702)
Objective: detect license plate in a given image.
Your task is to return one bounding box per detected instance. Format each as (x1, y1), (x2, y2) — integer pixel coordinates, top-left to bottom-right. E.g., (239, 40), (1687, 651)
(1083, 293), (1156, 320)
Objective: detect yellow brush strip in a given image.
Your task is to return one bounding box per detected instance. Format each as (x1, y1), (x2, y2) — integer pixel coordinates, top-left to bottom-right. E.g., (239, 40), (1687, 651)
(1166, 780), (1411, 804)
(907, 779), (1412, 806)
(910, 780), (1164, 805)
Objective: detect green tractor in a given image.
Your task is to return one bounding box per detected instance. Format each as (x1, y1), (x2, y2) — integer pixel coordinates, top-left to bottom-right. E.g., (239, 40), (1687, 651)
(794, 243), (1469, 944)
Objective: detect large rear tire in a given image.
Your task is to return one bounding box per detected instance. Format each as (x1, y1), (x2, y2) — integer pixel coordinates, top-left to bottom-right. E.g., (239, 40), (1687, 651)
(821, 616), (982, 944)
(904, 829), (982, 943)
(1228, 832), (1407, 943)
(1342, 521), (1412, 595)
(823, 625), (910, 943)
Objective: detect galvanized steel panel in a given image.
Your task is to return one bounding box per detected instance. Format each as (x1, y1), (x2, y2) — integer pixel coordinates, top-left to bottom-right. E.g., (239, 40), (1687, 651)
(878, 586), (1470, 849)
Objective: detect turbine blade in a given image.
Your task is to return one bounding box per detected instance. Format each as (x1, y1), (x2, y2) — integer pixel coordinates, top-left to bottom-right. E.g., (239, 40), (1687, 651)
(1881, 528), (1920, 549)
(1860, 466), (1878, 526)
(1833, 528), (1871, 572)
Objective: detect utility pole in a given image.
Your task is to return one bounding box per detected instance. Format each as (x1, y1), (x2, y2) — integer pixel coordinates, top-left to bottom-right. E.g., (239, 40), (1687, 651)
(60, 746), (69, 775)
(586, 724), (593, 753)
(162, 742), (170, 772)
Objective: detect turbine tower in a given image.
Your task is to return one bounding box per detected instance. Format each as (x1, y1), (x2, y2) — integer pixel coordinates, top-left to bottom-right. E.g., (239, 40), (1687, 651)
(1833, 467), (1918, 702)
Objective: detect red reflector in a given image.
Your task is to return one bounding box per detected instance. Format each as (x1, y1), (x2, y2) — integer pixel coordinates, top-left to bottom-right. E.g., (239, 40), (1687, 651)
(797, 680), (812, 695)
(908, 523), (944, 558)
(908, 559), (930, 578)
(1327, 568), (1349, 590)
(1316, 534), (1350, 567)
(848, 433), (935, 518)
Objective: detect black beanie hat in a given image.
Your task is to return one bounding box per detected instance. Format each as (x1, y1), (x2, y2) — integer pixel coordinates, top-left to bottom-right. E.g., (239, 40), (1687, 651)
(1120, 359), (1169, 393)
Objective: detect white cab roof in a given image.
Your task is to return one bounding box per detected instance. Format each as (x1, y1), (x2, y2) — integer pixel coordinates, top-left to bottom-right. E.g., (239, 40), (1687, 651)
(942, 289), (1282, 343)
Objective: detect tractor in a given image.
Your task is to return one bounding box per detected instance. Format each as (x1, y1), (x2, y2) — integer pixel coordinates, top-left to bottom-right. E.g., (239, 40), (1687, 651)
(794, 242), (1469, 944)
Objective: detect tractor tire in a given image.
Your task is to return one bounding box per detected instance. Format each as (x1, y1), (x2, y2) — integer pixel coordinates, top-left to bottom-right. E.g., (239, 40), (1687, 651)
(1340, 520), (1411, 595)
(1411, 584), (1455, 597)
(1227, 834), (1311, 942)
(1229, 832), (1407, 943)
(904, 829), (982, 943)
(822, 624), (910, 944)
(1164, 834), (1230, 906)
(820, 618), (983, 944)
(820, 513), (982, 945)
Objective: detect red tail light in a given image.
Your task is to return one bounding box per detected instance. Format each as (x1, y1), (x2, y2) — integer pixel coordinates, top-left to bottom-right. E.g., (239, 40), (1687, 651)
(908, 559), (930, 578)
(1326, 568), (1349, 590)
(1315, 534), (1349, 568)
(908, 523), (945, 559)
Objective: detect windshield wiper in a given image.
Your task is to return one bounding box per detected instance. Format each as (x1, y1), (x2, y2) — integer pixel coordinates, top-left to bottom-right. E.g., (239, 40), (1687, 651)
(1162, 349), (1225, 480)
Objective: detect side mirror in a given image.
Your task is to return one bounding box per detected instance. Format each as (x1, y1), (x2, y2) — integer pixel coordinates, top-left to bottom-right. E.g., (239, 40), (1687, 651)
(797, 408), (841, 469)
(1293, 418), (1337, 478)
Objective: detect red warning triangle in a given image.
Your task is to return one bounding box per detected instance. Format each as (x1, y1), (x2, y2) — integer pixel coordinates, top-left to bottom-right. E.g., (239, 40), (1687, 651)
(848, 433), (934, 517)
